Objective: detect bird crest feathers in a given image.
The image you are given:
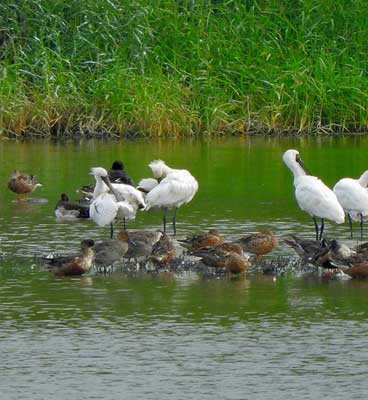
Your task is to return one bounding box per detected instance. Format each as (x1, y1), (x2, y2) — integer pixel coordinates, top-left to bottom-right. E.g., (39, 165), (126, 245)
(148, 160), (171, 179)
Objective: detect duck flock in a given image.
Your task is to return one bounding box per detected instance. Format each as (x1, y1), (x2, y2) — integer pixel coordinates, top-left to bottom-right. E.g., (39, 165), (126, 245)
(6, 149), (368, 280)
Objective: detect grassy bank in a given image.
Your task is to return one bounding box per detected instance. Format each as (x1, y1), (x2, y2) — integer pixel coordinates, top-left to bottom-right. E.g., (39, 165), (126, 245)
(1, 0), (368, 137)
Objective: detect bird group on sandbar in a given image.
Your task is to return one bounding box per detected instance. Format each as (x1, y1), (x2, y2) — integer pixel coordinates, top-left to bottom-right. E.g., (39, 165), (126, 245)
(7, 148), (368, 280)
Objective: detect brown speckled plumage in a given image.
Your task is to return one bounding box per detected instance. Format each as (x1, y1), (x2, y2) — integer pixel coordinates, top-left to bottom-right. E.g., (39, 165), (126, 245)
(8, 170), (41, 200)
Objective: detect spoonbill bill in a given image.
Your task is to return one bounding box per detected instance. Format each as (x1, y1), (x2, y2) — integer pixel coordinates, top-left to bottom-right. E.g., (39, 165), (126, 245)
(143, 160), (198, 235)
(78, 160), (134, 200)
(333, 170), (368, 239)
(283, 149), (344, 240)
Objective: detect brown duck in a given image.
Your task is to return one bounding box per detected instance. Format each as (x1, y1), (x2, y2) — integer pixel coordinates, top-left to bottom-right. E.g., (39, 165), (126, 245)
(94, 232), (129, 266)
(236, 230), (278, 257)
(43, 239), (95, 276)
(192, 243), (250, 274)
(179, 229), (224, 250)
(8, 170), (42, 201)
(149, 233), (176, 268)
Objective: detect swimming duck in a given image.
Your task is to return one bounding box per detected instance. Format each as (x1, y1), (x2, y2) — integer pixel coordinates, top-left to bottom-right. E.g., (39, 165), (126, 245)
(55, 193), (90, 219)
(43, 239), (95, 276)
(8, 170), (42, 201)
(236, 230), (278, 257)
(179, 229), (225, 250)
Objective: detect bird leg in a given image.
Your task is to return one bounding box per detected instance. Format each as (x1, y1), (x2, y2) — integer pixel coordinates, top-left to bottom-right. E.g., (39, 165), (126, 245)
(348, 213), (353, 238)
(319, 218), (325, 240)
(172, 208), (178, 236)
(360, 213), (364, 240)
(123, 217), (127, 230)
(313, 217), (319, 241)
(162, 208), (168, 233)
(110, 223), (114, 239)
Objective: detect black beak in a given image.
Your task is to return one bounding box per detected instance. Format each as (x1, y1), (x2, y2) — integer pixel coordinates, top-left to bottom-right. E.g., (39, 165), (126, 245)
(295, 154), (311, 175)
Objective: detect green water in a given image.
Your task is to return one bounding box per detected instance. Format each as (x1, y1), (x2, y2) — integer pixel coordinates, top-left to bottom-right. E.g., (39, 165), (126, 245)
(1, 136), (368, 399)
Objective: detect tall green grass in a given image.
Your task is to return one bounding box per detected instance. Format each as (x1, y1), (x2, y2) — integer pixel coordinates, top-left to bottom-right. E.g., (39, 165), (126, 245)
(1, 0), (368, 137)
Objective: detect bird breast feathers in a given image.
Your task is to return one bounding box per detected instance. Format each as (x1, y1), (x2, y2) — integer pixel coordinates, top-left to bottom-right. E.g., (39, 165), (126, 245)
(89, 193), (118, 226)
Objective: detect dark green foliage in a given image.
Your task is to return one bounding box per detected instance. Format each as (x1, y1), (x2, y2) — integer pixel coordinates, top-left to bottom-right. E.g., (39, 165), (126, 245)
(1, 0), (368, 136)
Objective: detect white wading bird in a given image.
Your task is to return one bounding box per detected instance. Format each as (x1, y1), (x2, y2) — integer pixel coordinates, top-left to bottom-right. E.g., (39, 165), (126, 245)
(89, 167), (145, 238)
(283, 149), (344, 240)
(142, 160), (198, 235)
(333, 170), (368, 239)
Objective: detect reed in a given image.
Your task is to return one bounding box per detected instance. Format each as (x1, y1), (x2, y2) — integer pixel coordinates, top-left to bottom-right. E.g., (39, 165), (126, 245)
(1, 0), (368, 137)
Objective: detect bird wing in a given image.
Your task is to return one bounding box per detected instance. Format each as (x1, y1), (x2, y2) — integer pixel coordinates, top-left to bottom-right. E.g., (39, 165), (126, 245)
(334, 178), (368, 218)
(111, 183), (146, 208)
(295, 176), (344, 222)
(89, 193), (118, 226)
(116, 201), (136, 220)
(145, 172), (198, 209)
(137, 178), (159, 193)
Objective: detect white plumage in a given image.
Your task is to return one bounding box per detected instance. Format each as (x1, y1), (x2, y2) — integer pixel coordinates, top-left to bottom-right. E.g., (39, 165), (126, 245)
(90, 192), (118, 227)
(137, 178), (159, 198)
(333, 170), (368, 238)
(143, 160), (198, 235)
(89, 167), (145, 237)
(283, 149), (344, 240)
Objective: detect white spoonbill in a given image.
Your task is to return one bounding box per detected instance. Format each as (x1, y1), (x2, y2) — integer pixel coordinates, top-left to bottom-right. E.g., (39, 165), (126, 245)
(144, 160), (198, 235)
(333, 170), (368, 239)
(283, 149), (344, 240)
(89, 167), (145, 238)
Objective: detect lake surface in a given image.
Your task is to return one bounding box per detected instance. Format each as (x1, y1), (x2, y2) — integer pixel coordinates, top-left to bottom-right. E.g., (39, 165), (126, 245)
(1, 136), (368, 399)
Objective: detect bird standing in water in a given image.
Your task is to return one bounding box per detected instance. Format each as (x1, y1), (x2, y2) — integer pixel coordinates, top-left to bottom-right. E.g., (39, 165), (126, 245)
(144, 160), (198, 235)
(8, 170), (42, 201)
(89, 167), (145, 238)
(283, 149), (344, 240)
(333, 170), (368, 239)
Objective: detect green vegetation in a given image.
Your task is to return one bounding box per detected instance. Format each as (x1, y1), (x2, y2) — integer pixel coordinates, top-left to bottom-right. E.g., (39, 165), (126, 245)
(1, 0), (368, 137)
